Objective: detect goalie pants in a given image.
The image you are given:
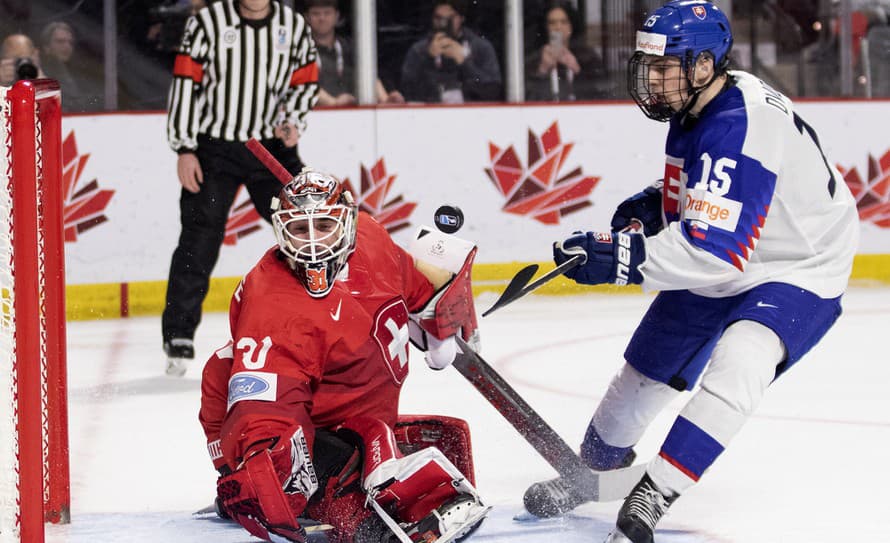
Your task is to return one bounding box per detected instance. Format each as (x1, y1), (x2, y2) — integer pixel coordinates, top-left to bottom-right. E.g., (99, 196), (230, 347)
(162, 135), (303, 343)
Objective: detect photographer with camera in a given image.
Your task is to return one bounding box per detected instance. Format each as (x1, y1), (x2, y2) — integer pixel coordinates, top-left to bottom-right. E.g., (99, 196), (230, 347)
(400, 0), (501, 103)
(525, 1), (609, 101)
(0, 33), (43, 86)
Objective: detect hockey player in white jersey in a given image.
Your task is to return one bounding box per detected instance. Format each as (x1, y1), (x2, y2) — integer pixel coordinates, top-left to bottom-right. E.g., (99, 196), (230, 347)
(523, 1), (860, 542)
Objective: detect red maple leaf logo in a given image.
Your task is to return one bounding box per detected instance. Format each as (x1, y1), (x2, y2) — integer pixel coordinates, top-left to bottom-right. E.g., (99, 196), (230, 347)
(484, 121), (600, 224)
(838, 148), (890, 228)
(223, 186), (263, 245)
(61, 131), (115, 242)
(341, 158), (417, 233)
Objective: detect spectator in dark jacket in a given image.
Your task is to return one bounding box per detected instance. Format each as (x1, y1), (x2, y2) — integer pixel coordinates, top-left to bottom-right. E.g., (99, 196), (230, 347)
(400, 0), (502, 103)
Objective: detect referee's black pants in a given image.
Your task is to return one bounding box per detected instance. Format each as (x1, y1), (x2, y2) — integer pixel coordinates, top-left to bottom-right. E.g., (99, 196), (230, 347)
(162, 135), (304, 344)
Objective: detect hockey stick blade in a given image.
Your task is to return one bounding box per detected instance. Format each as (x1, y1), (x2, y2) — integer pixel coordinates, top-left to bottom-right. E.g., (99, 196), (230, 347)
(481, 255), (583, 317)
(481, 264), (538, 317)
(450, 337), (640, 502)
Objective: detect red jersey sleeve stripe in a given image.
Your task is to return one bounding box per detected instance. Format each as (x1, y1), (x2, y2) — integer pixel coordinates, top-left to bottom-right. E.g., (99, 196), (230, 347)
(173, 54), (204, 83)
(289, 61), (319, 87)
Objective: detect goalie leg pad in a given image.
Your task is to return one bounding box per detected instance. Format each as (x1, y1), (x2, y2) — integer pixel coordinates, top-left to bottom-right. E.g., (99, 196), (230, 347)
(395, 415), (476, 486)
(367, 448), (489, 543)
(305, 429), (373, 543)
(339, 416), (489, 542)
(217, 449), (307, 542)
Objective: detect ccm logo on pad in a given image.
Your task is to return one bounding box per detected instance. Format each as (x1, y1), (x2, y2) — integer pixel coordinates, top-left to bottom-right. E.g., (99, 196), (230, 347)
(683, 189), (741, 232)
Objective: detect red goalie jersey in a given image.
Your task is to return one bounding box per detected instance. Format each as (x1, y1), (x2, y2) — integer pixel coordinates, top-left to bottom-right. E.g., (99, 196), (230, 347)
(199, 211), (435, 472)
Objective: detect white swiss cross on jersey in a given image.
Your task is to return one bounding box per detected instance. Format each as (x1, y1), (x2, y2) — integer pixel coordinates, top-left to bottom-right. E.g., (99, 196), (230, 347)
(372, 299), (411, 385)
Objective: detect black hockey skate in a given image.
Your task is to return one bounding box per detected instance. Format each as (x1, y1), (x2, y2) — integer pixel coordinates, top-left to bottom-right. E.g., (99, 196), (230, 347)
(604, 473), (677, 543)
(523, 449), (636, 518)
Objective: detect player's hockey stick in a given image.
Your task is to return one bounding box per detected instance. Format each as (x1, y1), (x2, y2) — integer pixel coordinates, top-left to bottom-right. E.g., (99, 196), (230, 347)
(451, 337), (644, 503)
(481, 255), (583, 317)
(245, 138), (293, 184)
(481, 221), (643, 318)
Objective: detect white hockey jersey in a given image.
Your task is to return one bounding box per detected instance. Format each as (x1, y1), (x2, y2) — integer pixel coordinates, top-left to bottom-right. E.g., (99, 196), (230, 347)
(639, 70), (860, 299)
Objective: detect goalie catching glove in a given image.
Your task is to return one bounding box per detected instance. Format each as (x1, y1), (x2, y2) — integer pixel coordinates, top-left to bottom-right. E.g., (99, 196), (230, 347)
(408, 226), (480, 369)
(554, 231), (646, 286)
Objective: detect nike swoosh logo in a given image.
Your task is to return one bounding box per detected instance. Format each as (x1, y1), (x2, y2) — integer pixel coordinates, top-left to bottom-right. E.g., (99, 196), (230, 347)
(330, 299), (342, 321)
(756, 301), (778, 309)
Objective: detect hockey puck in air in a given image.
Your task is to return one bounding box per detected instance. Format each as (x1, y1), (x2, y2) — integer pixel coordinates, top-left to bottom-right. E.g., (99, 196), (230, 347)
(434, 205), (464, 234)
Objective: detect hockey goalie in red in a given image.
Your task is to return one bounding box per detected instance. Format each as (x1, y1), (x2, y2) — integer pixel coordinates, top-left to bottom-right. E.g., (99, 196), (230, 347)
(198, 169), (489, 543)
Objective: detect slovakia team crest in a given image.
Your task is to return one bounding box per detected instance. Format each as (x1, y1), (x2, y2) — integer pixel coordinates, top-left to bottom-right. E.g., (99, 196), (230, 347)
(692, 5), (707, 19)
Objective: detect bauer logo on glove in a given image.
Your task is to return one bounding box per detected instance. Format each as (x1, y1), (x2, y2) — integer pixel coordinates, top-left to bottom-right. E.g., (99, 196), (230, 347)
(553, 230), (646, 286)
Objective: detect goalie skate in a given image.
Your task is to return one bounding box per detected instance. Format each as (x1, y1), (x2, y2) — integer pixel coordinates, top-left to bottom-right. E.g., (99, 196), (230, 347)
(369, 492), (490, 543)
(407, 493), (490, 543)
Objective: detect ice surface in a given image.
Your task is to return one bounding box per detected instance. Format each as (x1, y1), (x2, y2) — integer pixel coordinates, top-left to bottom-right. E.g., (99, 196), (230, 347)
(46, 288), (890, 542)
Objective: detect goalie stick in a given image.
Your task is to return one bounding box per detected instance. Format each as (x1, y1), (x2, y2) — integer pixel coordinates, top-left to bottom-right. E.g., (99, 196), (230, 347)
(450, 337), (644, 503)
(481, 220), (643, 317)
(245, 138), (293, 185)
(193, 503), (334, 541)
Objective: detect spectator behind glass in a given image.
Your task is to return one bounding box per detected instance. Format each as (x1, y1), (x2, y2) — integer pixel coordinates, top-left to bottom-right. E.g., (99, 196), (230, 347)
(0, 33), (43, 87)
(525, 1), (609, 101)
(39, 22), (99, 112)
(305, 0), (404, 106)
(400, 0), (502, 103)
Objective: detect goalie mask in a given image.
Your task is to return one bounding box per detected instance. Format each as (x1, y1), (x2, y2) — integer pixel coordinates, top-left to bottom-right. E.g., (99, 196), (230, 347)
(628, 0), (732, 121)
(272, 169), (358, 298)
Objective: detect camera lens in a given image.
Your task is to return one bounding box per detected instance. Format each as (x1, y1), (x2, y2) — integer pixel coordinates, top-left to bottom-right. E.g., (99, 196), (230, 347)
(14, 58), (38, 81)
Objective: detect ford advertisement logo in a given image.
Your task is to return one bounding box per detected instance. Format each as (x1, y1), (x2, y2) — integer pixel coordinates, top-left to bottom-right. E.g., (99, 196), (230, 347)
(228, 375), (270, 402)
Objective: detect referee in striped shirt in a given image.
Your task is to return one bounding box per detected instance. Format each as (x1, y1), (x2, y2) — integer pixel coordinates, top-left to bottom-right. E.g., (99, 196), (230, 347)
(163, 0), (318, 376)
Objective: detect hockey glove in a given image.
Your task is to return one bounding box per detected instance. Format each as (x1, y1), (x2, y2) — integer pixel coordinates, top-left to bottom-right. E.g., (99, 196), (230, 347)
(553, 231), (646, 286)
(611, 181), (664, 236)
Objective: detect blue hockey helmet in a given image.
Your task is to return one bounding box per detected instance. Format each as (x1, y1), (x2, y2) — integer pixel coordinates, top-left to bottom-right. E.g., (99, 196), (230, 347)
(628, 0), (733, 121)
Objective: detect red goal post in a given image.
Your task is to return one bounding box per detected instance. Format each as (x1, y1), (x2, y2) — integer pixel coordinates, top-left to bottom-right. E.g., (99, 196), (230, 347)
(1, 79), (69, 543)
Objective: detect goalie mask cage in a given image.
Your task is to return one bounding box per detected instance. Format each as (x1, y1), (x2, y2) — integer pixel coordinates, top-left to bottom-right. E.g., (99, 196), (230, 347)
(0, 80), (70, 543)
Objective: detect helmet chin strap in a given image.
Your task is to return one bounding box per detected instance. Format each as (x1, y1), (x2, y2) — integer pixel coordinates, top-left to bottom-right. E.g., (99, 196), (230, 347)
(678, 55), (721, 121)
